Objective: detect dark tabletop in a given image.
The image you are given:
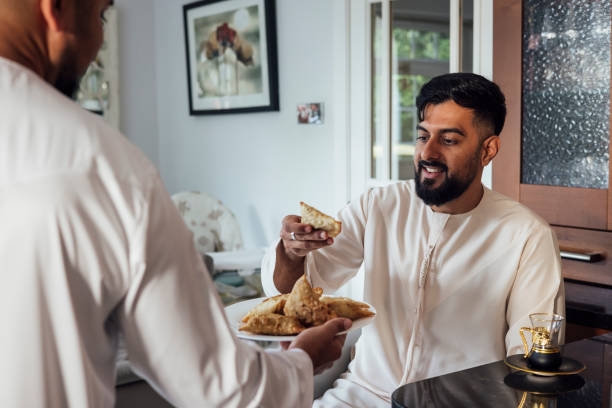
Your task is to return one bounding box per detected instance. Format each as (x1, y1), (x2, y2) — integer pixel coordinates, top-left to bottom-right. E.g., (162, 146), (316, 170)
(392, 333), (612, 408)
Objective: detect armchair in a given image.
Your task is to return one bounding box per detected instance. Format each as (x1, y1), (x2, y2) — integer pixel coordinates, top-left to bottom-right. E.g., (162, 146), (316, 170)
(170, 191), (243, 253)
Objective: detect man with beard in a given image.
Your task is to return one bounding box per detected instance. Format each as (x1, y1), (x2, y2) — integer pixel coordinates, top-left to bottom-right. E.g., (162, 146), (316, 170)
(0, 0), (352, 407)
(261, 73), (564, 407)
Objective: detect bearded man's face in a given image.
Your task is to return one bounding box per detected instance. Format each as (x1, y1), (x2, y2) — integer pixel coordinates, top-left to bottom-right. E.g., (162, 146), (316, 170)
(414, 101), (486, 207)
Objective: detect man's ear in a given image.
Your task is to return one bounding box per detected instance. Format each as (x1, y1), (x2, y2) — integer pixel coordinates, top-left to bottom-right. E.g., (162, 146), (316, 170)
(39, 0), (68, 32)
(480, 135), (500, 166)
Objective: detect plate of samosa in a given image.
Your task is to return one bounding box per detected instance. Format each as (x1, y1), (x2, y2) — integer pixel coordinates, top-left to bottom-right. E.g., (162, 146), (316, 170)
(225, 275), (376, 341)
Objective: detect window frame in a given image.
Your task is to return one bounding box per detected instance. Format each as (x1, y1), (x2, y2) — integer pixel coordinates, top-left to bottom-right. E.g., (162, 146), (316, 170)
(358, 0), (492, 190)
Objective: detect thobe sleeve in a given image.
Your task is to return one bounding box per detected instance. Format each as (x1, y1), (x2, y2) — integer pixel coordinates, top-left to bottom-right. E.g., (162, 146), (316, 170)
(306, 194), (369, 293)
(261, 242), (281, 296)
(504, 224), (565, 356)
(261, 192), (370, 295)
(118, 179), (314, 408)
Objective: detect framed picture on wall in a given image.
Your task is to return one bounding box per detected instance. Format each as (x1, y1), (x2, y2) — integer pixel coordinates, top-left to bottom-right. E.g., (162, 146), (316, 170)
(183, 0), (279, 115)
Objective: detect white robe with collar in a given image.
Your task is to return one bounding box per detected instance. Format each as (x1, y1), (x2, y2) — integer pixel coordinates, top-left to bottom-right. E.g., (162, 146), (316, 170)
(0, 57), (313, 408)
(262, 180), (564, 406)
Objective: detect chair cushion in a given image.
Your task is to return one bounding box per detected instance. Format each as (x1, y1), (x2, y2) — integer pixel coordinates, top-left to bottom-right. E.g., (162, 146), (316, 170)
(171, 191), (243, 253)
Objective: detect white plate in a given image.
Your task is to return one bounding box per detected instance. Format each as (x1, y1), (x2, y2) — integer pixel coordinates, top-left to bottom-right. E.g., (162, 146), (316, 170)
(225, 296), (376, 342)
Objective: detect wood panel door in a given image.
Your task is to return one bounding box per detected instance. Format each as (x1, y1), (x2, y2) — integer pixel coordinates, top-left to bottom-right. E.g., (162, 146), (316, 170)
(492, 0), (612, 231)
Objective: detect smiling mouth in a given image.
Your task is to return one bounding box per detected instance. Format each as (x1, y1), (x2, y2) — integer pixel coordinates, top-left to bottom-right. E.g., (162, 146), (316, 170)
(419, 161), (447, 179)
(423, 166), (443, 174)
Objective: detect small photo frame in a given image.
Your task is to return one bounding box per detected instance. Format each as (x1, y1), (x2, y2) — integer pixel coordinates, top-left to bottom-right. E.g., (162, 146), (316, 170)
(297, 103), (323, 125)
(183, 0), (279, 115)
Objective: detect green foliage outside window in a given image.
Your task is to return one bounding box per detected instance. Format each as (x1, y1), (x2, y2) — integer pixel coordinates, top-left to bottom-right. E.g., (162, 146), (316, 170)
(393, 28), (450, 60)
(396, 74), (430, 111)
(371, 19), (451, 179)
(393, 28), (449, 147)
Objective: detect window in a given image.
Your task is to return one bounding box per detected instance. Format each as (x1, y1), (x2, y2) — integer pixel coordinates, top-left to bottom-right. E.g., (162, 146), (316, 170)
(369, 0), (474, 184)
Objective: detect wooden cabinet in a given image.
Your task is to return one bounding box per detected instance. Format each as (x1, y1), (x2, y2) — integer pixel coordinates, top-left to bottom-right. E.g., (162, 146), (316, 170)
(493, 0), (612, 230)
(493, 0), (612, 339)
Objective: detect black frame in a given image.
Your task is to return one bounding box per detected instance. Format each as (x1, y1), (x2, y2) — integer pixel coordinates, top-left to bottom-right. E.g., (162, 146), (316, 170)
(183, 0), (279, 115)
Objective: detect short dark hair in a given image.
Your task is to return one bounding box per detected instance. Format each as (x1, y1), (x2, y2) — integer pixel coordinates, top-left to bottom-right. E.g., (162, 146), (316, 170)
(416, 73), (506, 137)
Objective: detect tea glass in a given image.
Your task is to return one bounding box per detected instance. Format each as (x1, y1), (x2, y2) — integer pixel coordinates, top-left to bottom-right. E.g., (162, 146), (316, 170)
(519, 313), (564, 371)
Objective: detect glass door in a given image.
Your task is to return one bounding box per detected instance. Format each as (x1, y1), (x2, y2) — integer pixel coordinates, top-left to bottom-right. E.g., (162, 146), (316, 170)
(369, 0), (474, 185)
(493, 0), (612, 230)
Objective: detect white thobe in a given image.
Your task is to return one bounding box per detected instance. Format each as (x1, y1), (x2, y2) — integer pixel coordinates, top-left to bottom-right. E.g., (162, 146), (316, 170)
(0, 57), (313, 408)
(262, 180), (564, 407)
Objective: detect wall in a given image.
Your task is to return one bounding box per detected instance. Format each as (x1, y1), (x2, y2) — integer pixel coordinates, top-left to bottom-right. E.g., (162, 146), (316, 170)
(115, 0), (160, 167)
(116, 1), (492, 249)
(152, 0), (345, 249)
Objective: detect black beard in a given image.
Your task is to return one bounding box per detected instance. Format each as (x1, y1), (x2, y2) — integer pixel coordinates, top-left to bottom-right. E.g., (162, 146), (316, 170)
(414, 159), (476, 206)
(53, 49), (83, 98)
(54, 74), (80, 98)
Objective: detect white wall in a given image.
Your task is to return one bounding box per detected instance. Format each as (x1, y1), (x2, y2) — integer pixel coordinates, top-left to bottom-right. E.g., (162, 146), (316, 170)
(115, 1), (493, 249)
(115, 0), (159, 167)
(152, 0), (346, 249)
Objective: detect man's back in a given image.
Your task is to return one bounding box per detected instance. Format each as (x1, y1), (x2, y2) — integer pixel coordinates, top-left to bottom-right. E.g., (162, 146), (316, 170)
(0, 56), (335, 408)
(0, 56), (156, 407)
(0, 0), (352, 403)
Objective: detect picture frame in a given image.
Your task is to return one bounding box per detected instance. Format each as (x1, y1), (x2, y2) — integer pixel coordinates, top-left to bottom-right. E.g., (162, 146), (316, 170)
(297, 103), (323, 125)
(183, 0), (279, 115)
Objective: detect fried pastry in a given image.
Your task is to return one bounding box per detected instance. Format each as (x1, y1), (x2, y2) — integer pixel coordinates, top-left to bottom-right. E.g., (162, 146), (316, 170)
(320, 297), (376, 320)
(300, 202), (342, 238)
(241, 294), (288, 323)
(283, 275), (336, 326)
(239, 313), (305, 335)
(238, 275), (375, 336)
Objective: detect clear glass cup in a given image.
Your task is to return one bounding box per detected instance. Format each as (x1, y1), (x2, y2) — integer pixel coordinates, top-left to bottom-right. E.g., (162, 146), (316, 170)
(520, 313), (564, 370)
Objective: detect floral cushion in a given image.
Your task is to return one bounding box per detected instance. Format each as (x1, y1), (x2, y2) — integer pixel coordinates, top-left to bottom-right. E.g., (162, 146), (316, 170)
(171, 191), (244, 254)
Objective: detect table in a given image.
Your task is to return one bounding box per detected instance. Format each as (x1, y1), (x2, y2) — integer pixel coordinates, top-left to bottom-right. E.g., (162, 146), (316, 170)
(392, 333), (612, 407)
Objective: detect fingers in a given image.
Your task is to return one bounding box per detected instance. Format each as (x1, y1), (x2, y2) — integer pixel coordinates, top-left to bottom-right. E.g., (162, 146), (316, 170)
(281, 215), (332, 242)
(280, 341), (290, 350)
(283, 230), (332, 244)
(279, 215), (334, 258)
(281, 215), (313, 234)
(283, 238), (333, 254)
(334, 333), (347, 347)
(322, 318), (352, 334)
(288, 319), (350, 372)
(318, 319), (350, 355)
